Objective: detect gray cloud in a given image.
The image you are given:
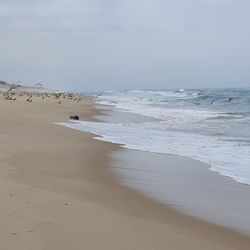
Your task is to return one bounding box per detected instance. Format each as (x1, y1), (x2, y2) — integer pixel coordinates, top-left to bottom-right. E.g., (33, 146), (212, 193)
(0, 0), (249, 90)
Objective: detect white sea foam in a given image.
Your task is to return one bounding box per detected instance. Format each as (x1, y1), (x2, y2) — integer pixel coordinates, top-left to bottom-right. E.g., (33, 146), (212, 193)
(58, 120), (250, 185)
(97, 91), (238, 124)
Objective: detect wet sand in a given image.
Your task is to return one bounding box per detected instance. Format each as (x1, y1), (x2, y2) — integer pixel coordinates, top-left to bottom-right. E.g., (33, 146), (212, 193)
(0, 93), (250, 249)
(110, 149), (250, 236)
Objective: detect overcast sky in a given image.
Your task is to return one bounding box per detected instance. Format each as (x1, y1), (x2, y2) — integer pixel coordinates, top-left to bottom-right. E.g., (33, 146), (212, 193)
(0, 0), (249, 91)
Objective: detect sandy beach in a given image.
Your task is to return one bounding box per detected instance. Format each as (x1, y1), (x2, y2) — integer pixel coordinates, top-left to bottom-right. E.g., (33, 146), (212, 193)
(0, 91), (250, 250)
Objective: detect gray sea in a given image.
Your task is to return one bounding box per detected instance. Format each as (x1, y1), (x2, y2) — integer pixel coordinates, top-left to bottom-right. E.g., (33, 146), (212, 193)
(58, 88), (250, 235)
(78, 88), (250, 185)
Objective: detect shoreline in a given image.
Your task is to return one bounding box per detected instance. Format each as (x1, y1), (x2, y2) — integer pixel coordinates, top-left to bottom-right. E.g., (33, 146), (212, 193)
(96, 104), (250, 235)
(63, 103), (250, 236)
(0, 93), (249, 249)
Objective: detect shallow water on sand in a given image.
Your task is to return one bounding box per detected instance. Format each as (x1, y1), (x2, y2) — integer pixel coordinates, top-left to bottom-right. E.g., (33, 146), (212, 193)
(110, 149), (250, 236)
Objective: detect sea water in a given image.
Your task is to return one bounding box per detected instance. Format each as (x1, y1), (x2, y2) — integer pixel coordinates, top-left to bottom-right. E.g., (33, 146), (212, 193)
(58, 88), (250, 234)
(65, 88), (250, 185)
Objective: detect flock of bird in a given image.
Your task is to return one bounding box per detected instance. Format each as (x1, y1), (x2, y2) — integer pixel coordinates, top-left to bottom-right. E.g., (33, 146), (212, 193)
(0, 84), (84, 104)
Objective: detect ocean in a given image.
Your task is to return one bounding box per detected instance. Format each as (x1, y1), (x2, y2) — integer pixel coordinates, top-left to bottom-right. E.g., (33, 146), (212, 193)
(56, 88), (250, 234)
(68, 88), (250, 185)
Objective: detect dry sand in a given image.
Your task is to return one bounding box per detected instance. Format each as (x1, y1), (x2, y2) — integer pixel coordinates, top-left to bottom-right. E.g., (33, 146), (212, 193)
(0, 93), (249, 250)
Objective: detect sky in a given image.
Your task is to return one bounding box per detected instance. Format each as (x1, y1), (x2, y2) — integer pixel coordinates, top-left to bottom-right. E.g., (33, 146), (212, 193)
(0, 0), (250, 91)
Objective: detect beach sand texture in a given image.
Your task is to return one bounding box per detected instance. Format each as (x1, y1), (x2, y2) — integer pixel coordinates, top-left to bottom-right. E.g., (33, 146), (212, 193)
(0, 91), (249, 250)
